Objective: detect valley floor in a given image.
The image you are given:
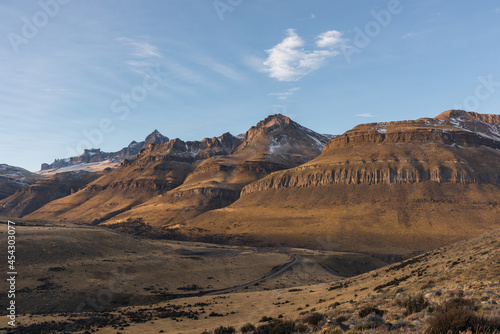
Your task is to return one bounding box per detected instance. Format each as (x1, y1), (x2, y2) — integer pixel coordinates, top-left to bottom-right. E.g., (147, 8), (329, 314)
(1, 220), (499, 333)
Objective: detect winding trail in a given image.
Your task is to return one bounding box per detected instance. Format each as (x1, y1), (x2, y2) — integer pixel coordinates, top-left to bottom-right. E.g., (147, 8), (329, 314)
(203, 253), (300, 296)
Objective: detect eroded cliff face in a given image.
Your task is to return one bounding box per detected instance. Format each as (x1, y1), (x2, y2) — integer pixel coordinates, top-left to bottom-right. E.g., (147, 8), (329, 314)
(241, 116), (500, 195)
(242, 167), (496, 195)
(100, 115), (332, 228)
(183, 112), (500, 254)
(29, 114), (332, 224)
(324, 118), (500, 151)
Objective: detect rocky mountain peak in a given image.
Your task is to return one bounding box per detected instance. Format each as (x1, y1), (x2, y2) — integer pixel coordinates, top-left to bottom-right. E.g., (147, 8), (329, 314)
(256, 114), (294, 129)
(242, 114), (304, 145)
(435, 110), (500, 125)
(435, 110), (500, 141)
(144, 129), (169, 146)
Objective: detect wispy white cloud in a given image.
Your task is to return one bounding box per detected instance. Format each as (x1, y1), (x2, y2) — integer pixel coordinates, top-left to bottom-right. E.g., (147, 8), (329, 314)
(355, 113), (376, 118)
(193, 56), (245, 81)
(401, 31), (416, 39)
(116, 37), (162, 59)
(263, 29), (344, 82)
(116, 36), (164, 75)
(316, 30), (345, 48)
(116, 37), (217, 89)
(268, 87), (301, 100)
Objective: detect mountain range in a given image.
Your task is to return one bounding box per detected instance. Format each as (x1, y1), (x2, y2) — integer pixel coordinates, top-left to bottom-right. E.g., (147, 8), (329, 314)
(40, 129), (170, 171)
(1, 110), (499, 256)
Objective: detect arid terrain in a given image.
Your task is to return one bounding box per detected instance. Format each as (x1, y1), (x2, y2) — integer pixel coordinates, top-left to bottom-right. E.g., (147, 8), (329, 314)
(1, 110), (499, 333)
(2, 221), (499, 333)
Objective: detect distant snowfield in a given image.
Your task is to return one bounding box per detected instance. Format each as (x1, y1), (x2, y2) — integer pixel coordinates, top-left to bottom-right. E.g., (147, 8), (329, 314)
(36, 159), (121, 176)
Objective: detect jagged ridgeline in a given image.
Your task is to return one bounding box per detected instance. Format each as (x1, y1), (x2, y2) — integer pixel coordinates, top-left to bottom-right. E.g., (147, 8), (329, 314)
(20, 115), (331, 228)
(3, 110), (500, 256)
(174, 110), (500, 255)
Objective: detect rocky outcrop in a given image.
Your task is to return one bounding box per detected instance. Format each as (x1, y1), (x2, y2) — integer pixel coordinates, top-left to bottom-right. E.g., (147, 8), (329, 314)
(324, 119), (500, 152)
(30, 114), (332, 224)
(242, 115), (500, 195)
(241, 165), (499, 195)
(41, 130), (170, 171)
(435, 109), (500, 126)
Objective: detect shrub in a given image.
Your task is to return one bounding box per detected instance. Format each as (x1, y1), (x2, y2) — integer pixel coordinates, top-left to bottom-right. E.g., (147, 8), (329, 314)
(425, 297), (500, 334)
(329, 302), (341, 309)
(259, 316), (273, 322)
(241, 323), (256, 333)
(354, 323), (370, 330)
(425, 308), (500, 334)
(439, 297), (476, 313)
(396, 294), (429, 315)
(255, 319), (305, 334)
(304, 312), (324, 326)
(365, 314), (386, 328)
(335, 314), (348, 323)
(358, 306), (384, 318)
(214, 326), (235, 334)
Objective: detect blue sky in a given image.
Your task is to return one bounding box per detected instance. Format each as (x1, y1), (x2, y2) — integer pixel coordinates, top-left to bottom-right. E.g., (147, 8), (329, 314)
(1, 0), (500, 171)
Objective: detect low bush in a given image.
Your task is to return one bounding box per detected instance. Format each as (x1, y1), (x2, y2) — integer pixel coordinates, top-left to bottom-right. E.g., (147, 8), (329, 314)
(396, 294), (429, 315)
(425, 298), (500, 334)
(255, 319), (306, 334)
(259, 316), (273, 322)
(214, 326), (235, 334)
(241, 323), (256, 333)
(335, 314), (348, 323)
(304, 312), (324, 326)
(425, 308), (500, 334)
(358, 306), (384, 318)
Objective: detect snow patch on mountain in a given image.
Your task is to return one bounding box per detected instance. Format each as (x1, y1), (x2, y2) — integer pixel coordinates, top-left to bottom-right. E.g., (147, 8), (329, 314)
(37, 160), (121, 176)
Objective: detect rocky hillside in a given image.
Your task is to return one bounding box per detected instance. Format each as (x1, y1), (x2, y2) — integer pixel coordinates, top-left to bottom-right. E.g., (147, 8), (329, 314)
(102, 114), (332, 228)
(26, 133), (240, 224)
(40, 129), (170, 171)
(0, 170), (103, 218)
(435, 109), (500, 140)
(242, 117), (499, 192)
(27, 115), (331, 226)
(0, 164), (42, 200)
(180, 111), (500, 255)
(188, 227), (500, 334)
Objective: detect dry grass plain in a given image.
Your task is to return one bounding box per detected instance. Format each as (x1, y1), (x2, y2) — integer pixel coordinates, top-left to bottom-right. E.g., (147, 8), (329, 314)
(4, 226), (498, 334)
(0, 218), (389, 333)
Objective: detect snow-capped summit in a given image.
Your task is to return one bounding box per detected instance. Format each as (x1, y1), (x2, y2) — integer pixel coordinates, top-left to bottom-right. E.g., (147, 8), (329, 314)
(435, 110), (500, 142)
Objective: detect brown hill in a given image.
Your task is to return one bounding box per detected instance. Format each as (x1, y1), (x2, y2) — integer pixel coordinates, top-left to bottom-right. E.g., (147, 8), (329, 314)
(103, 114), (332, 228)
(26, 134), (238, 223)
(0, 170), (103, 218)
(28, 115), (330, 225)
(177, 111), (500, 255)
